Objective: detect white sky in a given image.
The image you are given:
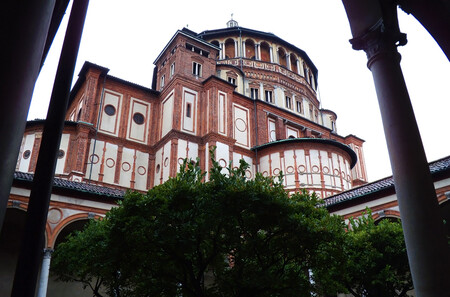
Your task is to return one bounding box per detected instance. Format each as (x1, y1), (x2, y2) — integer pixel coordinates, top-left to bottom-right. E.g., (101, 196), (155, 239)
(29, 0), (450, 182)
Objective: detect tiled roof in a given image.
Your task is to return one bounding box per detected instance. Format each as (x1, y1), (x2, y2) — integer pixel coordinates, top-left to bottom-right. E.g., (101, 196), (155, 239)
(14, 172), (125, 199)
(322, 155), (450, 208)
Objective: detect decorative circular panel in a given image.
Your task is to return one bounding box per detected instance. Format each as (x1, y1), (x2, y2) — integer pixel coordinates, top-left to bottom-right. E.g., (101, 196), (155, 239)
(323, 166), (329, 174)
(219, 159), (227, 168)
(298, 165), (306, 173)
(164, 157), (169, 167)
(286, 166), (294, 174)
(47, 208), (62, 224)
(90, 154), (99, 164)
(235, 118), (247, 132)
(156, 164), (161, 173)
(262, 171), (269, 177)
(334, 169), (340, 176)
(273, 168), (280, 175)
(312, 166), (319, 173)
(245, 170), (252, 179)
(178, 158), (184, 165)
(106, 158), (115, 168)
(137, 166), (146, 175)
(122, 162), (131, 172)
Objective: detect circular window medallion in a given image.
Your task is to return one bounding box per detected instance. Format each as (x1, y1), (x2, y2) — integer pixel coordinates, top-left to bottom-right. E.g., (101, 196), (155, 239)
(23, 150), (31, 159)
(133, 112), (145, 125)
(164, 157), (169, 167)
(298, 165), (306, 173)
(286, 166), (294, 174)
(57, 149), (65, 159)
(323, 166), (329, 174)
(106, 158), (115, 168)
(273, 168), (280, 175)
(219, 159), (227, 168)
(156, 164), (161, 173)
(178, 158), (184, 165)
(235, 118), (247, 132)
(47, 208), (62, 224)
(104, 104), (116, 116)
(137, 166), (146, 175)
(334, 169), (340, 176)
(245, 170), (252, 179)
(122, 162), (131, 172)
(90, 154), (99, 164)
(262, 171), (269, 177)
(312, 165), (319, 173)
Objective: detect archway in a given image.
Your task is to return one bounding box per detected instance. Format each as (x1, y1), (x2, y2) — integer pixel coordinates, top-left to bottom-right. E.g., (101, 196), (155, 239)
(260, 42), (271, 62)
(225, 38), (235, 59)
(245, 39), (256, 59)
(47, 218), (92, 297)
(278, 47), (287, 67)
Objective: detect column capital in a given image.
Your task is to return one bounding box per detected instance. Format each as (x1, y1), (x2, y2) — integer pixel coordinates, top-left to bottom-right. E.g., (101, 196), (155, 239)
(349, 19), (407, 68)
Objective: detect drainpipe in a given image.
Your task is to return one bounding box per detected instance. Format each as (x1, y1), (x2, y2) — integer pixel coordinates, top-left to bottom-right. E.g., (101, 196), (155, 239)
(342, 1), (450, 296)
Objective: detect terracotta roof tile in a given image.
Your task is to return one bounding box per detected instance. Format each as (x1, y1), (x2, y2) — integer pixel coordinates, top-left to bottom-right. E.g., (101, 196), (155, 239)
(322, 155), (450, 208)
(14, 172), (125, 199)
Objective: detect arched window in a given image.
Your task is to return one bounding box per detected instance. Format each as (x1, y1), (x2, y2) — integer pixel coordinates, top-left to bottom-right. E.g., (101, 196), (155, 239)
(278, 47), (287, 67)
(245, 39), (256, 59)
(225, 38), (235, 59)
(260, 42), (271, 62)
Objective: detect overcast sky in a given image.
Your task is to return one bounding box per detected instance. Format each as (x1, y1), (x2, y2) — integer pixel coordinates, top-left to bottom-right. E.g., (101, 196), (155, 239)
(29, 0), (450, 182)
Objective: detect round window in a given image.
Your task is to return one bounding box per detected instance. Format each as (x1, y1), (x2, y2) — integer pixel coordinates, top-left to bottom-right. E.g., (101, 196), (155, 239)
(23, 150), (31, 159)
(104, 104), (116, 116)
(133, 113), (145, 125)
(57, 149), (65, 159)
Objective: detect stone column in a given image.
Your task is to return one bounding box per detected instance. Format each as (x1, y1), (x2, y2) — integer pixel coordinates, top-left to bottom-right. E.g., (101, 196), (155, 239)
(296, 59), (301, 75)
(234, 40), (238, 58)
(343, 1), (450, 296)
(242, 40), (246, 58)
(269, 46), (273, 63)
(36, 249), (53, 297)
(255, 43), (260, 60)
(220, 42), (224, 59)
(286, 53), (291, 70)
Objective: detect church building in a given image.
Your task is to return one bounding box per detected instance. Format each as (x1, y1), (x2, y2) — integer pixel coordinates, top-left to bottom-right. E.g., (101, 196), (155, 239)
(1, 19), (449, 297)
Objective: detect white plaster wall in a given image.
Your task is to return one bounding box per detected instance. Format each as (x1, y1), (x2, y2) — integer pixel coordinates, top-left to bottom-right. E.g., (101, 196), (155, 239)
(154, 146), (163, 186)
(268, 118), (276, 142)
(283, 149), (296, 188)
(233, 104), (250, 148)
(119, 147), (134, 188)
(274, 87), (283, 107)
(127, 98), (150, 144)
(161, 92), (174, 138)
(309, 150), (321, 187)
(99, 90), (122, 136)
(182, 88), (197, 134)
(134, 150), (149, 191)
(18, 134), (35, 172)
(259, 155), (270, 177)
(162, 141), (172, 183)
(215, 142), (229, 169)
(270, 152), (281, 176)
(103, 142), (118, 185)
(296, 149), (308, 186)
(55, 134), (70, 174)
(218, 92), (227, 135)
(85, 140), (104, 181)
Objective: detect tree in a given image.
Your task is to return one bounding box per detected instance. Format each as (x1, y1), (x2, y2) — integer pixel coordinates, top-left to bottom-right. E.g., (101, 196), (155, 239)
(51, 156), (347, 297)
(342, 210), (413, 297)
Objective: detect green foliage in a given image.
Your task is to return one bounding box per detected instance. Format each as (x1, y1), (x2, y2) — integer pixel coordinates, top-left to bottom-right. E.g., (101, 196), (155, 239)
(51, 153), (347, 297)
(343, 209), (413, 297)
